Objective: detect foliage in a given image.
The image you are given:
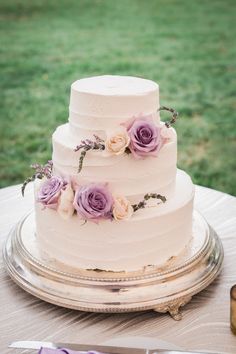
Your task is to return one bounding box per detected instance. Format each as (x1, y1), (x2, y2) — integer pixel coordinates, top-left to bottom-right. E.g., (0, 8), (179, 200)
(0, 0), (236, 195)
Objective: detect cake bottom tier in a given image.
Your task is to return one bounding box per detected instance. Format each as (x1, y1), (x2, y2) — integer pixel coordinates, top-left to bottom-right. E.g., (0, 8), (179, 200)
(35, 169), (194, 272)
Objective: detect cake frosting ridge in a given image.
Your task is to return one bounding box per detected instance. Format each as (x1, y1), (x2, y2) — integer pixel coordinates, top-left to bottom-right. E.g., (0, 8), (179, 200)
(29, 75), (195, 272)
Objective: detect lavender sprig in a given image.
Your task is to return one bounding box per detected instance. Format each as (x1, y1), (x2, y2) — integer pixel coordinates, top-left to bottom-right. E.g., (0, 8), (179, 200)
(21, 160), (53, 196)
(158, 106), (179, 128)
(132, 193), (166, 212)
(74, 135), (105, 173)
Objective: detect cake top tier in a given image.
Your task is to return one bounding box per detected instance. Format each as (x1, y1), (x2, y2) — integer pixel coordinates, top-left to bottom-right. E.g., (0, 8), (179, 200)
(69, 75), (160, 119)
(71, 75), (158, 96)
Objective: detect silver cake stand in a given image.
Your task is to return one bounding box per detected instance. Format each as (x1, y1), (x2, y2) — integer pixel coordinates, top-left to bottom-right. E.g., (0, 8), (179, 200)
(3, 210), (223, 320)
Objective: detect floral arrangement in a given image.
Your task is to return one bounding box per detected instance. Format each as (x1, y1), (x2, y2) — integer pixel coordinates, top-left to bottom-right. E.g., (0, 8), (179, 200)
(34, 174), (166, 223)
(75, 106), (178, 173)
(21, 160), (53, 196)
(23, 164), (166, 223)
(22, 106), (177, 223)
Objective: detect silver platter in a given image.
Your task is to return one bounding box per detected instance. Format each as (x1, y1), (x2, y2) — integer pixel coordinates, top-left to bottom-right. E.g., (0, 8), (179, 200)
(3, 210), (223, 320)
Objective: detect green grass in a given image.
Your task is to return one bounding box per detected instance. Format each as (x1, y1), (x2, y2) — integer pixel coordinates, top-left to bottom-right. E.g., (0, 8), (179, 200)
(0, 0), (236, 195)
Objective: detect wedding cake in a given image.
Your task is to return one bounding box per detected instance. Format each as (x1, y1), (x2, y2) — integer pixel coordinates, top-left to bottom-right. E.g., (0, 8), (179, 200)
(27, 75), (194, 272)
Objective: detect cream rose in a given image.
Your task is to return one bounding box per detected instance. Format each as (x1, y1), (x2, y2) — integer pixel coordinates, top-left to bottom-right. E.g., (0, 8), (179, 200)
(112, 195), (133, 221)
(105, 127), (130, 155)
(57, 183), (75, 220)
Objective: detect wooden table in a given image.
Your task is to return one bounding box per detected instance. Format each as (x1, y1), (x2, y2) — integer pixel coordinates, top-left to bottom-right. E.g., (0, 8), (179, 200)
(0, 184), (236, 354)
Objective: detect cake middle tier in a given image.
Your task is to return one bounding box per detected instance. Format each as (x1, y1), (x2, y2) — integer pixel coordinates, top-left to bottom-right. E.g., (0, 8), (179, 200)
(52, 123), (177, 202)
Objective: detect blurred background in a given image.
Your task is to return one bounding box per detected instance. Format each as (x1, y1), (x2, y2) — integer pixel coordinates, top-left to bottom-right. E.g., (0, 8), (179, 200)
(1, 0), (235, 195)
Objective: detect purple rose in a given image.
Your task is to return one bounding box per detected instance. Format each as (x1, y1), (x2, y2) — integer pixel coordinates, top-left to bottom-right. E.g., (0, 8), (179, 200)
(37, 176), (67, 209)
(125, 116), (163, 158)
(73, 183), (113, 222)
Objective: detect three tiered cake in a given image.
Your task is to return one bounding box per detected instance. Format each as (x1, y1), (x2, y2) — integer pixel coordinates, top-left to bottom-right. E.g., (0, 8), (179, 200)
(31, 75), (194, 272)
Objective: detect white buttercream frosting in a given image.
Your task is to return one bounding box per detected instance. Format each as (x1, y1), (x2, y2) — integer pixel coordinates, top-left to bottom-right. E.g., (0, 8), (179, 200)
(68, 75), (160, 140)
(52, 123), (177, 202)
(69, 75), (159, 124)
(36, 170), (194, 272)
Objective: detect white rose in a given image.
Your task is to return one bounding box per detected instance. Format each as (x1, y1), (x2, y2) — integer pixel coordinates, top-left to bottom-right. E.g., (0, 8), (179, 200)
(105, 127), (130, 155)
(160, 125), (174, 140)
(113, 195), (133, 221)
(57, 183), (75, 220)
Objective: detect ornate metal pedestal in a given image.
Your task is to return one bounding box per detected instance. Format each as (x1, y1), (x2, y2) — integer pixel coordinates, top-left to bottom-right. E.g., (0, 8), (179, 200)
(3, 210), (223, 320)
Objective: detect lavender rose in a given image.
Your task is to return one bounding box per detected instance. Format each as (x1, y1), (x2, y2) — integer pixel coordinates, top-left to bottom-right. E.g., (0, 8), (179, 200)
(73, 183), (113, 222)
(37, 176), (67, 209)
(125, 116), (163, 158)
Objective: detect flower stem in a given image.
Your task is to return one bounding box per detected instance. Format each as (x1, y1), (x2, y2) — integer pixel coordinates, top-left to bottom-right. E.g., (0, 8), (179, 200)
(75, 135), (105, 173)
(78, 146), (90, 173)
(21, 175), (36, 196)
(132, 193), (166, 212)
(158, 106), (179, 127)
(21, 160), (53, 196)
